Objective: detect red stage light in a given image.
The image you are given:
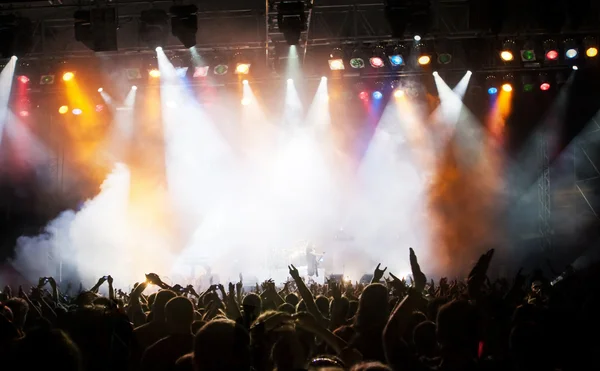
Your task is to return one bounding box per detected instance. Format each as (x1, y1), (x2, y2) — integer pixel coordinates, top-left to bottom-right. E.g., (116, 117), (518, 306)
(18, 75), (29, 84)
(545, 50), (559, 60)
(19, 110), (29, 117)
(359, 91), (369, 100)
(369, 57), (385, 68)
(540, 82), (551, 91)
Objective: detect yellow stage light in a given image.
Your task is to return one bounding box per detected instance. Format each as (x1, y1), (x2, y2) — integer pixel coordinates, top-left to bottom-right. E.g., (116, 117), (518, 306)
(502, 83), (513, 92)
(417, 55), (431, 65)
(58, 105), (69, 114)
(62, 72), (74, 81)
(586, 47), (598, 58)
(148, 69), (160, 78)
(394, 89), (405, 98)
(235, 63), (251, 74)
(500, 51), (514, 61)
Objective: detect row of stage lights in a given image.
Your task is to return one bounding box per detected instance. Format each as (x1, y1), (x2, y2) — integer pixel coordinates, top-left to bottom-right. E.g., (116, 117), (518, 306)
(328, 36), (599, 71)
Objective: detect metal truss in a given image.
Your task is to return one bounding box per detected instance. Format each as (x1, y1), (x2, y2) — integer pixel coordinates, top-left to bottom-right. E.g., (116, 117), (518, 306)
(574, 117), (600, 220)
(537, 131), (552, 252)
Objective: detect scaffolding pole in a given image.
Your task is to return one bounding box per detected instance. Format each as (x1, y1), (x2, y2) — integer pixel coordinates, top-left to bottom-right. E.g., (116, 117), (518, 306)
(537, 131), (552, 252)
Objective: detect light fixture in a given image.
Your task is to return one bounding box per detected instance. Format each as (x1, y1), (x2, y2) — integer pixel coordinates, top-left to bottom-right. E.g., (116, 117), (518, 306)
(539, 73), (551, 91)
(132, 85), (138, 90)
(242, 79), (249, 85)
(126, 68), (142, 80)
(543, 39), (559, 61)
(414, 35), (421, 41)
(437, 53), (452, 64)
(564, 39), (578, 59)
(500, 40), (516, 61)
(17, 75), (29, 84)
(235, 63), (251, 74)
(502, 74), (514, 92)
(40, 75), (55, 85)
(415, 43), (431, 66)
(349, 49), (365, 69)
(369, 46), (386, 68)
(388, 45), (405, 66)
(58, 105), (69, 114)
(19, 110), (29, 117)
(170, 4), (198, 48)
(328, 48), (345, 70)
(486, 75), (498, 95)
(522, 75), (534, 92)
(148, 69), (160, 78)
(584, 36), (598, 58)
(193, 66), (209, 77)
(62, 72), (75, 81)
(277, 1), (306, 45)
(393, 89), (404, 98)
(520, 41), (536, 62)
(95, 104), (104, 112)
(72, 108), (82, 115)
(97, 87), (103, 92)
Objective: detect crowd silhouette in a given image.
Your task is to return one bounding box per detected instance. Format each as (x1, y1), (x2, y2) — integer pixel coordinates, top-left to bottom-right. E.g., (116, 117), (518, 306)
(0, 246), (597, 371)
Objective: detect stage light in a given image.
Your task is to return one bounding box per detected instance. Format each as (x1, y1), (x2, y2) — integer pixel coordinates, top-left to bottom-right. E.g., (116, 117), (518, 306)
(62, 72), (74, 81)
(388, 54), (403, 66)
(97, 87), (103, 92)
(58, 105), (68, 114)
(72, 108), (82, 115)
(414, 35), (421, 41)
(502, 83), (512, 92)
(372, 91), (383, 99)
(40, 75), (55, 85)
(539, 73), (551, 91)
(583, 36), (597, 58)
(321, 76), (327, 81)
(586, 47), (598, 57)
(140, 9), (169, 49)
(502, 74), (514, 92)
(193, 66), (209, 77)
(349, 57), (365, 68)
(170, 4), (198, 48)
(432, 71), (438, 76)
(148, 69), (160, 78)
(329, 47), (345, 70)
(328, 59), (345, 70)
(156, 46), (162, 52)
(242, 79), (249, 85)
(572, 65), (579, 70)
(522, 75), (534, 92)
(520, 49), (536, 62)
(132, 85), (138, 90)
(437, 53), (452, 64)
(523, 83), (534, 92)
(19, 110), (29, 117)
(95, 104), (104, 112)
(17, 75), (29, 84)
(543, 39), (558, 61)
(393, 89), (404, 98)
(359, 91), (369, 100)
(500, 40), (516, 61)
(287, 78), (293, 83)
(565, 48), (578, 59)
(500, 51), (513, 61)
(485, 75), (498, 95)
(369, 57), (385, 68)
(564, 39), (578, 59)
(235, 63), (251, 74)
(418, 55), (431, 65)
(166, 101), (177, 108)
(11, 55), (17, 60)
(241, 98), (250, 106)
(277, 0), (306, 45)
(214, 64), (228, 75)
(370, 45), (386, 68)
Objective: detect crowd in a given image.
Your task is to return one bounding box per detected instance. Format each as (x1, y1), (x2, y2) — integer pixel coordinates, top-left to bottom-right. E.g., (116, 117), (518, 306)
(0, 246), (598, 371)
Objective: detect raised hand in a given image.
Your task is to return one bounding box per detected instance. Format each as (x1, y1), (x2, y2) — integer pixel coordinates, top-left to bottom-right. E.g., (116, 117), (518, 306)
(107, 275), (114, 285)
(288, 264), (301, 280)
(467, 249), (495, 299)
(372, 263), (387, 283)
(409, 248), (427, 292)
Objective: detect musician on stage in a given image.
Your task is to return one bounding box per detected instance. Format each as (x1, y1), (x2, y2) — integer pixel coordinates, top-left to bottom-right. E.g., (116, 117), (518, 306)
(305, 245), (323, 277)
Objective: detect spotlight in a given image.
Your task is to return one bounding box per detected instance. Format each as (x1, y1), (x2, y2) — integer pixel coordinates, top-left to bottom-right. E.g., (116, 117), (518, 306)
(418, 55), (431, 65)
(17, 75), (29, 84)
(388, 46), (405, 67)
(369, 45), (386, 68)
(349, 49), (365, 69)
(40, 75), (55, 85)
(393, 89), (404, 98)
(564, 39), (578, 59)
(58, 105), (69, 114)
(241, 98), (250, 106)
(166, 101), (177, 108)
(62, 72), (75, 81)
(584, 36), (598, 58)
(156, 46), (162, 52)
(500, 40), (516, 61)
(432, 71), (438, 76)
(359, 91), (369, 100)
(97, 87), (103, 92)
(11, 55), (17, 60)
(328, 48), (345, 70)
(587, 47), (598, 58)
(170, 4), (198, 48)
(414, 35), (421, 41)
(502, 74), (514, 92)
(321, 76), (327, 81)
(372, 91), (383, 99)
(132, 85), (138, 90)
(242, 79), (249, 85)
(214, 64), (229, 75)
(485, 75), (498, 95)
(572, 65), (579, 70)
(72, 108), (82, 115)
(193, 66), (209, 78)
(277, 0), (306, 45)
(148, 69), (160, 78)
(18, 110), (29, 117)
(235, 63), (251, 75)
(520, 45), (536, 62)
(287, 78), (293, 83)
(437, 53), (452, 64)
(140, 9), (169, 49)
(543, 39), (559, 61)
(539, 73), (551, 91)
